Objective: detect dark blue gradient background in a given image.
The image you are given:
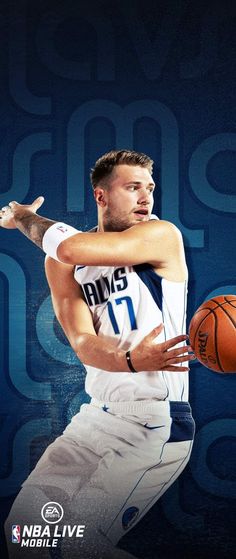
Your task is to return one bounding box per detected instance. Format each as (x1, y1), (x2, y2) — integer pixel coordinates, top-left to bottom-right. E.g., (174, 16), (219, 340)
(0, 1), (236, 557)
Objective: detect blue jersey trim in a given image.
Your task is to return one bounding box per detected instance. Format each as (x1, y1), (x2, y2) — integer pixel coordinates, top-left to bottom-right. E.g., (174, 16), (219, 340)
(134, 264), (169, 400)
(75, 265), (86, 271)
(133, 264), (163, 311)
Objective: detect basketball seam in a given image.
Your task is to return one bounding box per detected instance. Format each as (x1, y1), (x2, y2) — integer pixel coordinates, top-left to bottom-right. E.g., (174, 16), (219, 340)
(224, 296), (236, 308)
(194, 300), (236, 314)
(193, 311), (223, 372)
(214, 311), (224, 372)
(192, 313), (211, 349)
(211, 299), (236, 328)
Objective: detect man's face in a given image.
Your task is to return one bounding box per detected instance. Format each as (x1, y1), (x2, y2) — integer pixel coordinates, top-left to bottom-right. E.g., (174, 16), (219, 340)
(97, 165), (155, 232)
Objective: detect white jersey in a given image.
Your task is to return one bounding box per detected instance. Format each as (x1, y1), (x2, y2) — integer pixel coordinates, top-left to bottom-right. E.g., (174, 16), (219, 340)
(74, 261), (188, 403)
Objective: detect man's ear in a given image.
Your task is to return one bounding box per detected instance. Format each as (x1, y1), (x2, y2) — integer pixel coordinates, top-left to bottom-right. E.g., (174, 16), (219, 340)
(94, 187), (107, 207)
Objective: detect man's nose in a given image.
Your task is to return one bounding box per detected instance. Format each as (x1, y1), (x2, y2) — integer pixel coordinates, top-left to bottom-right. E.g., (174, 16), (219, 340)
(137, 189), (150, 204)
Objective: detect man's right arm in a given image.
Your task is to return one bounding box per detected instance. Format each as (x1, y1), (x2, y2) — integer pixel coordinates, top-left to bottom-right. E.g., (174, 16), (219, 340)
(1, 199), (186, 282)
(45, 256), (128, 372)
(45, 257), (194, 373)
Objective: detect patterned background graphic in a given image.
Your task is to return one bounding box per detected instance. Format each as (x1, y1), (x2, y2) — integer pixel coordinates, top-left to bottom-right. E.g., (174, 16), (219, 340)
(0, 0), (236, 557)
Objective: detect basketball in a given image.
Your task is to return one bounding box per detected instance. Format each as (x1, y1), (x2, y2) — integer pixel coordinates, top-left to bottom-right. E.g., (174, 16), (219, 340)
(189, 295), (236, 373)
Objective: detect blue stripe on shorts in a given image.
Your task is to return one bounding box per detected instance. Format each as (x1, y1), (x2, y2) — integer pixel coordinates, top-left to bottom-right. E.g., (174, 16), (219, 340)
(168, 401), (195, 442)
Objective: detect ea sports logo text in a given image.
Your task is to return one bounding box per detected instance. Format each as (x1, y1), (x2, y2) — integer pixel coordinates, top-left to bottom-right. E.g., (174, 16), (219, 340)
(41, 502), (64, 524)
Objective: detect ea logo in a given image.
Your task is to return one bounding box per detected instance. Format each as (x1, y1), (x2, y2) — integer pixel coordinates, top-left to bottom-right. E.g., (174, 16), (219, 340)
(41, 502), (64, 524)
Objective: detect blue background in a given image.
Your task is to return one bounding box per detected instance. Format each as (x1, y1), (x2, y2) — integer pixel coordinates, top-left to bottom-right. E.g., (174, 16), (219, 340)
(0, 0), (236, 557)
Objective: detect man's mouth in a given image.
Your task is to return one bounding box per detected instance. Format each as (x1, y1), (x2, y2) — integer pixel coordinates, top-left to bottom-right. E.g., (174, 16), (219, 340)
(133, 208), (149, 218)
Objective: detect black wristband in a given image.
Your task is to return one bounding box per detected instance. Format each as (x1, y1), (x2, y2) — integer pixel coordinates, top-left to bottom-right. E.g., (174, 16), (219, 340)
(126, 350), (137, 373)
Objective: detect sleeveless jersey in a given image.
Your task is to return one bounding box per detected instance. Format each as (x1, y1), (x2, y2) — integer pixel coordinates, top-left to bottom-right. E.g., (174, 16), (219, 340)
(74, 262), (189, 403)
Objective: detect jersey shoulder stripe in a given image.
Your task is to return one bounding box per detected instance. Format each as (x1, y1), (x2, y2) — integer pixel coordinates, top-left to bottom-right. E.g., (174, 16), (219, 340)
(133, 263), (163, 311)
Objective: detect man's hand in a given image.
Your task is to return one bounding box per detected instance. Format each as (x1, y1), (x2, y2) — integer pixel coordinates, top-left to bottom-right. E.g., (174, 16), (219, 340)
(0, 197), (44, 229)
(130, 324), (195, 372)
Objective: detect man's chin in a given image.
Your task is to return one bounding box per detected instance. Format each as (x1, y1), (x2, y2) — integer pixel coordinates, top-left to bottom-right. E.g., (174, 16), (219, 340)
(132, 215), (150, 223)
(104, 216), (149, 232)
(104, 222), (131, 232)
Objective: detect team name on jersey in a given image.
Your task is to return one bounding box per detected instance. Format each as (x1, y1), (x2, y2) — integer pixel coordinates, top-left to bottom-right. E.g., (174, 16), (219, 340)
(82, 267), (128, 307)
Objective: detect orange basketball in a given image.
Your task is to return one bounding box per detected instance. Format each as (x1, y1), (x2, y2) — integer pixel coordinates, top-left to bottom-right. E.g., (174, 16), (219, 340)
(189, 295), (236, 373)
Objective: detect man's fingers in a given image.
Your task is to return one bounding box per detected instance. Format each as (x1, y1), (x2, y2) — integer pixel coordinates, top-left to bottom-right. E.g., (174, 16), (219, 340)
(146, 324), (164, 341)
(162, 334), (189, 351)
(1, 206), (13, 214)
(165, 344), (194, 358)
(165, 354), (195, 365)
(32, 196), (44, 210)
(8, 197), (45, 212)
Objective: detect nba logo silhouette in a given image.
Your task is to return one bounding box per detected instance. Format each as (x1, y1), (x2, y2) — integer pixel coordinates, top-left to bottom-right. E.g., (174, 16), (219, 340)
(12, 525), (20, 543)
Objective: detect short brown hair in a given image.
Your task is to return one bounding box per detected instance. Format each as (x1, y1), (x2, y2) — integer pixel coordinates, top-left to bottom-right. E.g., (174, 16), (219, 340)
(90, 149), (154, 189)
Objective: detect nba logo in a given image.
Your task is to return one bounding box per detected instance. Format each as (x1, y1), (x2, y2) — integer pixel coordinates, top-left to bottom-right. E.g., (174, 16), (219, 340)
(12, 525), (20, 543)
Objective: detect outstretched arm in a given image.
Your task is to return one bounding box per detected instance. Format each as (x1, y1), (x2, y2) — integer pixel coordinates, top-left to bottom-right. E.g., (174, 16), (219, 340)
(0, 197), (55, 241)
(45, 257), (194, 373)
(0, 198), (187, 281)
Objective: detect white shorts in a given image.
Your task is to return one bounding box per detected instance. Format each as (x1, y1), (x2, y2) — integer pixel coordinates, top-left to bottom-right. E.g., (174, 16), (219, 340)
(21, 399), (195, 545)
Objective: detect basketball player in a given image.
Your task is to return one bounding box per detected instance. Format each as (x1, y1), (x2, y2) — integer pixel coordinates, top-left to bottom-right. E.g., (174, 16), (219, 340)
(1, 151), (195, 559)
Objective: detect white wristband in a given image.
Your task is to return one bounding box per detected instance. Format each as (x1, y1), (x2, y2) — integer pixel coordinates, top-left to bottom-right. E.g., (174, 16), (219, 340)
(42, 222), (81, 261)
(150, 214), (159, 220)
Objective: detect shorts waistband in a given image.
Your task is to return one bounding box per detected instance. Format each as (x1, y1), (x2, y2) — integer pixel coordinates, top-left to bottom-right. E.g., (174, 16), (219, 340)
(90, 398), (191, 416)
